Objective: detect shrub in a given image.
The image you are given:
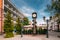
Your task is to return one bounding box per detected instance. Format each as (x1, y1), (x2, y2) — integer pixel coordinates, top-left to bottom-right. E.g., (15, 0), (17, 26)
(23, 29), (27, 34)
(20, 28), (47, 34)
(4, 10), (14, 38)
(28, 29), (33, 34)
(4, 32), (14, 38)
(36, 28), (47, 34)
(15, 17), (22, 34)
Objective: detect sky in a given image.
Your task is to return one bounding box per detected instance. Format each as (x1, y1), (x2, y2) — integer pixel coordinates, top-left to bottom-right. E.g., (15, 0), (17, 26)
(11, 0), (52, 25)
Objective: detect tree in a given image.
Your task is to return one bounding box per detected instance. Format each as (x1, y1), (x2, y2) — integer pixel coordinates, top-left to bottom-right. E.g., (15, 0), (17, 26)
(4, 10), (14, 38)
(52, 0), (60, 12)
(47, 0), (60, 31)
(47, 0), (60, 15)
(15, 17), (22, 34)
(23, 17), (29, 25)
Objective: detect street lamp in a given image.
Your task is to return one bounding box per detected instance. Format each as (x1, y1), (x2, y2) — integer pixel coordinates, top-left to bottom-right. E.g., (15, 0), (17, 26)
(32, 12), (37, 35)
(20, 19), (24, 37)
(43, 16), (52, 38)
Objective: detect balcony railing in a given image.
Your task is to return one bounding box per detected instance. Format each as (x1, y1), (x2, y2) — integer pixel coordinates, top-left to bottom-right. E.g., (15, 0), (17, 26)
(4, 4), (19, 16)
(4, 0), (24, 20)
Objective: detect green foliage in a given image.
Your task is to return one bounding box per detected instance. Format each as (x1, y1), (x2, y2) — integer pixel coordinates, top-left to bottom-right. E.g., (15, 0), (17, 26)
(4, 32), (14, 38)
(16, 17), (22, 34)
(47, 0), (60, 15)
(23, 29), (27, 34)
(51, 0), (60, 31)
(4, 10), (14, 38)
(47, 0), (60, 25)
(20, 28), (47, 34)
(28, 29), (33, 34)
(36, 28), (47, 34)
(52, 0), (60, 11)
(23, 17), (29, 25)
(23, 29), (33, 34)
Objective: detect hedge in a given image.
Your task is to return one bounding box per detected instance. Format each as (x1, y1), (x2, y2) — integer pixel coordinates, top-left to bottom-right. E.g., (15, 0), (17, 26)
(20, 29), (47, 34)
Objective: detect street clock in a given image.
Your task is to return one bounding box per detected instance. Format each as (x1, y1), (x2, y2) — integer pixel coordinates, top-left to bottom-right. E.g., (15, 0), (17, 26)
(32, 12), (37, 34)
(33, 14), (36, 17)
(32, 12), (37, 18)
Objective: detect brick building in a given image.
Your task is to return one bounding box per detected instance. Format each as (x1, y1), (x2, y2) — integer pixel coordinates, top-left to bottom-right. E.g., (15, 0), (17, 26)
(0, 0), (4, 34)
(0, 0), (25, 34)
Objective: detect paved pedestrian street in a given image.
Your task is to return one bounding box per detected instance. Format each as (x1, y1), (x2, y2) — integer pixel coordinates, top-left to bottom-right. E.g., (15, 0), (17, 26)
(0, 34), (60, 40)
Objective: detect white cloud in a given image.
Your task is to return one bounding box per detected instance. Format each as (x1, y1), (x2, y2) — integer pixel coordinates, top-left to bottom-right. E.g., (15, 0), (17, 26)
(37, 19), (46, 25)
(46, 17), (50, 19)
(20, 6), (35, 17)
(23, 13), (31, 17)
(36, 17), (50, 25)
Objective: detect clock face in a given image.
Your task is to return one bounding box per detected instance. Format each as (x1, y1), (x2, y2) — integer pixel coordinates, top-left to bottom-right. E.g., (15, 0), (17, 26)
(33, 14), (36, 17)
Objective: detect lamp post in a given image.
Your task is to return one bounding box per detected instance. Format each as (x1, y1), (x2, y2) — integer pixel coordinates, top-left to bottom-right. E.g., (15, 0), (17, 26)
(32, 12), (37, 35)
(43, 16), (52, 38)
(46, 19), (49, 38)
(20, 19), (24, 37)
